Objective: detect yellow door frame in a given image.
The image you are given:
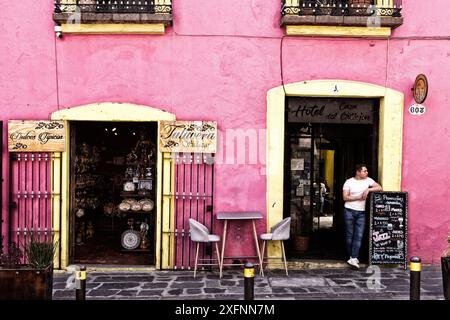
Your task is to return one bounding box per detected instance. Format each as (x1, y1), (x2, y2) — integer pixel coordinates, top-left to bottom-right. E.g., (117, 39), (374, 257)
(266, 80), (404, 262)
(51, 102), (176, 269)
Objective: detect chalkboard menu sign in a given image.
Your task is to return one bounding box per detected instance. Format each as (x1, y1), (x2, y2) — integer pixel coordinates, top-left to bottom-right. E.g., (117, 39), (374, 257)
(369, 192), (408, 269)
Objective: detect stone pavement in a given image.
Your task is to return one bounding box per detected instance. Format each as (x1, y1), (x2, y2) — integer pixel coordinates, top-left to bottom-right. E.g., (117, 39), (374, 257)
(52, 265), (445, 300)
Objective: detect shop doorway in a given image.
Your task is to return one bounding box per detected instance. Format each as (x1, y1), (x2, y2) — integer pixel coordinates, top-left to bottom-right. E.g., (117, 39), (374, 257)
(284, 98), (379, 262)
(70, 121), (157, 265)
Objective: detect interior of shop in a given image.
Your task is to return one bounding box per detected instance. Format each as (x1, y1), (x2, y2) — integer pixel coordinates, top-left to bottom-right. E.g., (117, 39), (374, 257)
(70, 121), (157, 265)
(284, 102), (379, 262)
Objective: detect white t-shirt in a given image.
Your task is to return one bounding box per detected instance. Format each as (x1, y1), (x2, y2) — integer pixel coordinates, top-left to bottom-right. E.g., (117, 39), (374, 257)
(343, 177), (375, 211)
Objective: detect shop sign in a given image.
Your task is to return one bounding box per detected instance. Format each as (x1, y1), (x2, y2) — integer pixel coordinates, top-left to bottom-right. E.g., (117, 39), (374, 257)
(287, 98), (374, 124)
(8, 120), (65, 152)
(412, 74), (428, 104)
(408, 103), (426, 116)
(159, 121), (217, 153)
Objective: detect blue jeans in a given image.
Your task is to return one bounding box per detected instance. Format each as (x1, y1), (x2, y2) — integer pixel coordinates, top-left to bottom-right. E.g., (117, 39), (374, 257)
(344, 207), (366, 259)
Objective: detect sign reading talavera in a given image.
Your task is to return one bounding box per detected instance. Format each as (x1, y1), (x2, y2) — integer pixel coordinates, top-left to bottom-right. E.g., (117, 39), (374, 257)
(8, 120), (66, 152)
(288, 98), (375, 124)
(159, 121), (217, 153)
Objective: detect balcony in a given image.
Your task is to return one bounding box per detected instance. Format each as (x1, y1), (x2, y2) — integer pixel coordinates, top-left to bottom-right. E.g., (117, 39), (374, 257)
(281, 0), (403, 36)
(53, 0), (172, 26)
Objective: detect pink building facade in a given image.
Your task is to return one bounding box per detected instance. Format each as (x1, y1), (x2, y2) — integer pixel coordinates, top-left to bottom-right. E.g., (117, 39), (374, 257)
(1, 0), (449, 269)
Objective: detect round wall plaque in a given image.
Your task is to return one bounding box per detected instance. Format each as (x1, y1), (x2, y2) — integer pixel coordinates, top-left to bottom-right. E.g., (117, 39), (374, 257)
(413, 74), (428, 104)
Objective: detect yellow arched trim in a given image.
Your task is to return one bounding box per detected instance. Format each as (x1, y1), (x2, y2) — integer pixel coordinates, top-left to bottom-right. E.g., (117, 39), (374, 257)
(51, 102), (175, 122)
(266, 80), (404, 263)
(51, 102), (176, 270)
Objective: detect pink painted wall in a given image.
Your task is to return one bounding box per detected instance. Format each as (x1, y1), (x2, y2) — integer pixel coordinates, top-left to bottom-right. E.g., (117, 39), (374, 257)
(1, 0), (449, 264)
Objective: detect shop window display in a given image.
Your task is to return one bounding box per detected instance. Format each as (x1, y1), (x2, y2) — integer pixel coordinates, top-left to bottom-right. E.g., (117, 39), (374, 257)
(71, 122), (157, 265)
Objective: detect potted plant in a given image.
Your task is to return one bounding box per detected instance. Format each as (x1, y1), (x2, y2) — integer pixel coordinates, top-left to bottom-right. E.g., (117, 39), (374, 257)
(442, 227), (450, 300)
(0, 234), (58, 300)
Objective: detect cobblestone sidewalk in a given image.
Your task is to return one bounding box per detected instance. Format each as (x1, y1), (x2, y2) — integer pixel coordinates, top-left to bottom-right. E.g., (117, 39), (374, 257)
(52, 265), (445, 300)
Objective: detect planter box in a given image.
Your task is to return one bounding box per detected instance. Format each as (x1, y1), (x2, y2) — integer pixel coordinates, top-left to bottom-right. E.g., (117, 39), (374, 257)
(442, 257), (450, 300)
(0, 265), (53, 300)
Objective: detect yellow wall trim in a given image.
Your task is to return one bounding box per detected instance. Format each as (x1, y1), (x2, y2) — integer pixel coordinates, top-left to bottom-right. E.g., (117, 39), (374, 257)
(51, 102), (175, 122)
(51, 102), (176, 270)
(285, 25), (391, 38)
(61, 23), (165, 35)
(266, 80), (404, 261)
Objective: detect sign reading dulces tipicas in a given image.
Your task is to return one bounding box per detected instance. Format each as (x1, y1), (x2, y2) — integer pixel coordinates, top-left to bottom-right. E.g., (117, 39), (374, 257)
(8, 120), (66, 152)
(159, 121), (217, 153)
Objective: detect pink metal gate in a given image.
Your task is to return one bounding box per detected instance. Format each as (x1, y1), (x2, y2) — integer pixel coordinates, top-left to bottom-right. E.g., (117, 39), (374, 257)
(168, 153), (215, 270)
(7, 152), (54, 263)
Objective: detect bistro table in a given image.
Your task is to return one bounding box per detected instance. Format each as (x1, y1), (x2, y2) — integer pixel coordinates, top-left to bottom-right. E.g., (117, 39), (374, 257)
(216, 211), (264, 276)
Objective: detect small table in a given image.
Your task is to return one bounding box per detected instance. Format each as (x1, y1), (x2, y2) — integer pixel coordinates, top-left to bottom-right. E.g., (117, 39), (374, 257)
(216, 211), (264, 276)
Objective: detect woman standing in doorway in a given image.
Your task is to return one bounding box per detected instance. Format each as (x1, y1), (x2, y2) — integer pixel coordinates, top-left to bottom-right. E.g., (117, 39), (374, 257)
(343, 164), (382, 269)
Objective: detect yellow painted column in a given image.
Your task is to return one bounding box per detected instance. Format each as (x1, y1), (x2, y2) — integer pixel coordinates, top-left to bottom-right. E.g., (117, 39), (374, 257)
(266, 87), (286, 261)
(378, 90), (404, 191)
(160, 152), (175, 269)
(60, 121), (70, 269)
(51, 152), (61, 269)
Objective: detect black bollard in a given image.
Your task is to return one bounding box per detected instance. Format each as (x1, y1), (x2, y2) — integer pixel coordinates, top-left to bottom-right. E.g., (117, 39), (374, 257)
(442, 257), (450, 300)
(76, 266), (86, 300)
(244, 262), (254, 300)
(410, 257), (421, 300)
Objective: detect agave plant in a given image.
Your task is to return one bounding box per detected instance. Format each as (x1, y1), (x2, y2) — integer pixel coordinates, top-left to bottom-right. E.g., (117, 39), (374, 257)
(24, 233), (59, 269)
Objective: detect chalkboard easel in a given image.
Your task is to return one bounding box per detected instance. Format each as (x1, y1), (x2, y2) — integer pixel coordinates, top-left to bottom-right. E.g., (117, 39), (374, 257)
(369, 192), (408, 270)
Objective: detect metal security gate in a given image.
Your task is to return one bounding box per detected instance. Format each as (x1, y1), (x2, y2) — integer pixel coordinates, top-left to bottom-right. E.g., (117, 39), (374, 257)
(7, 153), (55, 263)
(164, 153), (215, 270)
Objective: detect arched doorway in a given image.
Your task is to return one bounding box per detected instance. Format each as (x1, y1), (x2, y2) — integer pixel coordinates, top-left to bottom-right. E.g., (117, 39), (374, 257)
(51, 102), (176, 269)
(266, 80), (404, 264)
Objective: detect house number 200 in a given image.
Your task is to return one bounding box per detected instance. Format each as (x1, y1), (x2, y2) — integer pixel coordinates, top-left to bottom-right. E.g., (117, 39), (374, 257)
(409, 104), (426, 116)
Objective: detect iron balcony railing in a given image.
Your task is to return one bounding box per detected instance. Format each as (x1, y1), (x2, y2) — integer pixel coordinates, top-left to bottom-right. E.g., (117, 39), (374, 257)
(54, 0), (172, 14)
(282, 0), (402, 17)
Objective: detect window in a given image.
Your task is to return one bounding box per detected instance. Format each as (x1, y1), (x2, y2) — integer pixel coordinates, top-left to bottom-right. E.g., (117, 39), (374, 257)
(281, 0), (403, 37)
(53, 0), (172, 34)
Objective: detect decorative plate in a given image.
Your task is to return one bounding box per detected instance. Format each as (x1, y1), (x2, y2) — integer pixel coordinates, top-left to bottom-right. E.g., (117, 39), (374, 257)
(121, 230), (141, 250)
(141, 200), (154, 212)
(123, 181), (135, 192)
(131, 202), (142, 211)
(124, 198), (137, 204)
(119, 202), (131, 211)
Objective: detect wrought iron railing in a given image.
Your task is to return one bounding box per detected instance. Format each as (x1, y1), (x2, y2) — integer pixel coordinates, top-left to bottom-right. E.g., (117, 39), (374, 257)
(54, 0), (172, 14)
(282, 0), (402, 17)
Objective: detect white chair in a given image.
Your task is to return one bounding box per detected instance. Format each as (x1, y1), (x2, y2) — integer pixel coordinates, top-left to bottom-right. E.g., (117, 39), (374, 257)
(188, 218), (222, 278)
(260, 217), (291, 276)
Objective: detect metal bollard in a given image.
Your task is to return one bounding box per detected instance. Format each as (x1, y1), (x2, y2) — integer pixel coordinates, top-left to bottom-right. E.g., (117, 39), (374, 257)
(76, 266), (87, 300)
(244, 262), (254, 300)
(410, 256), (421, 300)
